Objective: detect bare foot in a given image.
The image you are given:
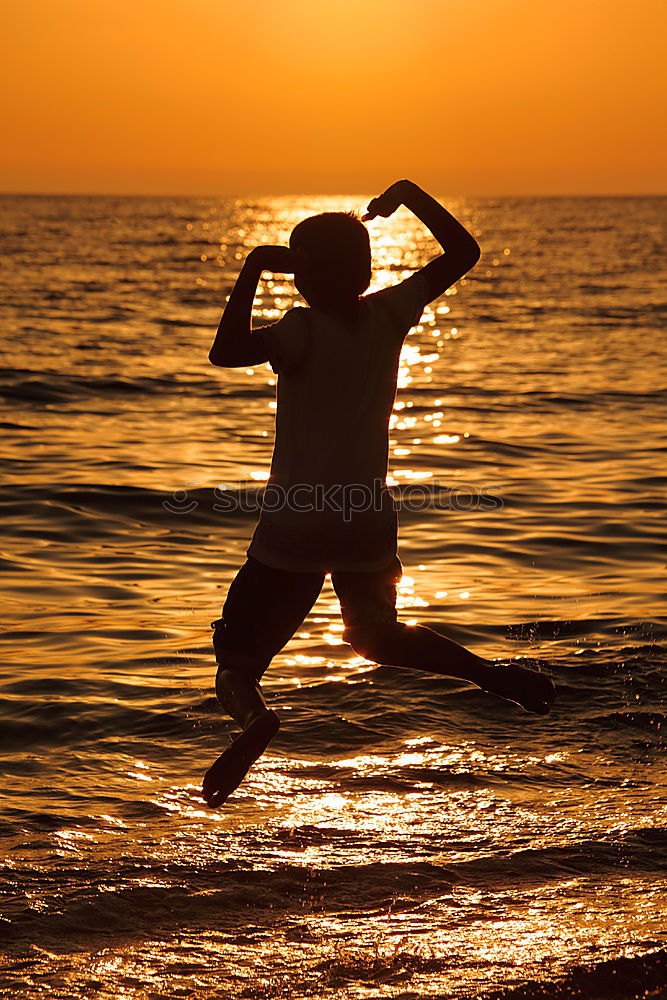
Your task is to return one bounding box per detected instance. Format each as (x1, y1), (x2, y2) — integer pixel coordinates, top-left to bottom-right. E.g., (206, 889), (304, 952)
(202, 708), (280, 808)
(480, 660), (556, 715)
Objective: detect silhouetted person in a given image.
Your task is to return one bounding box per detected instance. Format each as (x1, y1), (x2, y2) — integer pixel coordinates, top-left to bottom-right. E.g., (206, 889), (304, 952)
(203, 180), (555, 807)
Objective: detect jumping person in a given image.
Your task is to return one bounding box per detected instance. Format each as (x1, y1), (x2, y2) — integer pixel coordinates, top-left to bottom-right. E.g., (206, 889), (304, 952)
(203, 180), (556, 808)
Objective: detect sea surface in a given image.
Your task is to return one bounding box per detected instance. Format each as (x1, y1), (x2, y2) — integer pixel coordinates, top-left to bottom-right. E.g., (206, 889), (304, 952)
(0, 194), (666, 999)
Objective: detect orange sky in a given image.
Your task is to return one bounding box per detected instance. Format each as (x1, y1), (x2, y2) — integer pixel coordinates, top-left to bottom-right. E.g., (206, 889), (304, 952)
(1, 0), (665, 194)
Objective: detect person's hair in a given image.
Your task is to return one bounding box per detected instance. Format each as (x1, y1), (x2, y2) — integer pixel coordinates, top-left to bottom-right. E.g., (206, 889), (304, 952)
(290, 211), (371, 304)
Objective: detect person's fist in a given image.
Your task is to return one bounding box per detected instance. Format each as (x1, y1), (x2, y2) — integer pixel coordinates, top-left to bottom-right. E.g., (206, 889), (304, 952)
(362, 180), (408, 221)
(251, 245), (295, 273)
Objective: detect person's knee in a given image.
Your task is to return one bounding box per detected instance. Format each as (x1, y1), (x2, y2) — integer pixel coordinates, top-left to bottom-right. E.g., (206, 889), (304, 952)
(344, 621), (401, 662)
(212, 621), (271, 678)
(215, 666), (274, 729)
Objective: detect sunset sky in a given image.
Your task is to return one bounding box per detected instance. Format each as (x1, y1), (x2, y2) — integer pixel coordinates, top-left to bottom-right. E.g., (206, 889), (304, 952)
(1, 0), (665, 195)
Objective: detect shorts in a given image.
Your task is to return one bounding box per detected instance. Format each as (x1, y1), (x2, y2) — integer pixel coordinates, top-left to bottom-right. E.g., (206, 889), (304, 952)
(247, 485), (398, 574)
(212, 554), (402, 680)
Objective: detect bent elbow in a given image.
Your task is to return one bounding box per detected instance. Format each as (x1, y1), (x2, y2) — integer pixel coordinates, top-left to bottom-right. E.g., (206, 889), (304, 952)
(466, 240), (481, 269)
(208, 349), (227, 367)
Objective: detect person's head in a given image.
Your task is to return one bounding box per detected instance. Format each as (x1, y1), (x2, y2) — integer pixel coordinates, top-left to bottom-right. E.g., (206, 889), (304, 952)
(290, 211), (371, 310)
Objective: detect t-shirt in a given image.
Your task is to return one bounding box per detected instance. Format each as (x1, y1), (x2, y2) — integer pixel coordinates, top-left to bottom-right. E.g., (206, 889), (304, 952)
(247, 273), (428, 572)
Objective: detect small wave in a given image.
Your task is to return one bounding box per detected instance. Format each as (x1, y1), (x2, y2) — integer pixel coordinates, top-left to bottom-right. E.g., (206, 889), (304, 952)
(484, 947), (667, 999)
(505, 619), (621, 641)
(0, 481), (514, 531)
(0, 699), (198, 752)
(0, 483), (260, 530)
(314, 946), (667, 997)
(3, 830), (666, 945)
(589, 710), (666, 732)
(0, 370), (227, 402)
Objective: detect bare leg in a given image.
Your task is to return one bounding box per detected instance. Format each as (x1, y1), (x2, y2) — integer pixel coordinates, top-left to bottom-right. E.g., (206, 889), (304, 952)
(202, 665), (280, 808)
(202, 563), (325, 807)
(345, 622), (556, 715)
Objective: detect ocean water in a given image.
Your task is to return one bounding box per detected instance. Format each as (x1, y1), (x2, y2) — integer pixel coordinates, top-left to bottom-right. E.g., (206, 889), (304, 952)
(0, 194), (666, 999)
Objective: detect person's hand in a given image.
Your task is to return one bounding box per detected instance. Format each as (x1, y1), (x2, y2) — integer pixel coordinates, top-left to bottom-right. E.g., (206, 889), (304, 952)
(362, 180), (409, 221)
(251, 245), (295, 273)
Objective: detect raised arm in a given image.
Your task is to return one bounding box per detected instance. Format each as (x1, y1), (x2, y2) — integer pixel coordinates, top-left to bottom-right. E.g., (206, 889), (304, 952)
(363, 180), (480, 304)
(209, 246), (294, 368)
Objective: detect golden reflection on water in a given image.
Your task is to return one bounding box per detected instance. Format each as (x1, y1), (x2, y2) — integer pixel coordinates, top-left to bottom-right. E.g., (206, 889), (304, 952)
(2, 196), (666, 998)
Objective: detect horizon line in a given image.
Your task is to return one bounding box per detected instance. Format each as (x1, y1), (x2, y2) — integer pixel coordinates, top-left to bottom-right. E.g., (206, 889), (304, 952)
(1, 189), (666, 200)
